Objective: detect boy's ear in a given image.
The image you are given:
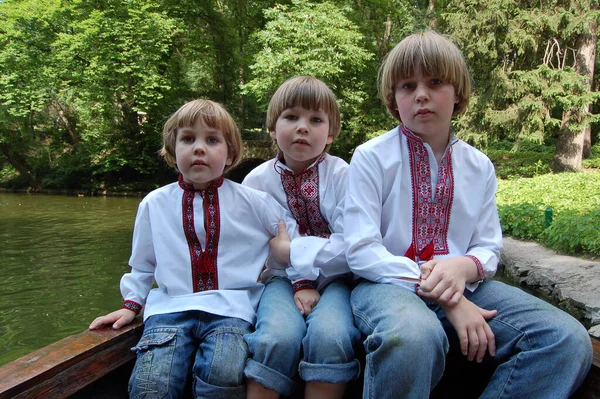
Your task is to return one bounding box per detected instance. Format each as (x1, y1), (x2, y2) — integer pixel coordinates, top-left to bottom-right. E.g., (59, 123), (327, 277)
(269, 130), (277, 140)
(326, 135), (333, 145)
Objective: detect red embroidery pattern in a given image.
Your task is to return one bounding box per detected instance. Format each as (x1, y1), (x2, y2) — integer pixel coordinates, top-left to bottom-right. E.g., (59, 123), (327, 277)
(122, 300), (142, 314)
(402, 125), (453, 257)
(292, 279), (317, 293)
(179, 174), (222, 292)
(278, 154), (331, 238)
(466, 254), (486, 280)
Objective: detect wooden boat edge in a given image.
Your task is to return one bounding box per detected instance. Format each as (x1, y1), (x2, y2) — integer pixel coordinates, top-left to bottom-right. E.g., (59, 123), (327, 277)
(0, 321), (598, 398)
(0, 320), (143, 399)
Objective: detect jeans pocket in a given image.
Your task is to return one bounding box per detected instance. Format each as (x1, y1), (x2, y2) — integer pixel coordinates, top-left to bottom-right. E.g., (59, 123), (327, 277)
(129, 328), (178, 398)
(132, 329), (178, 351)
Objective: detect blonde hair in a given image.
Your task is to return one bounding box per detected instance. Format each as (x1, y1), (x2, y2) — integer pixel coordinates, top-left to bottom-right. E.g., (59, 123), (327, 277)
(266, 76), (341, 152)
(379, 30), (471, 121)
(160, 99), (243, 172)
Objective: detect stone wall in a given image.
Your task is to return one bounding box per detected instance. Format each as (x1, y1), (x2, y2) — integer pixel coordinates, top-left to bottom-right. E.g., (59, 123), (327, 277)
(499, 237), (600, 337)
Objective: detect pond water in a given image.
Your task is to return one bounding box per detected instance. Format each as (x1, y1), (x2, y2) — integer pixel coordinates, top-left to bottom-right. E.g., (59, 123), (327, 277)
(0, 192), (142, 366)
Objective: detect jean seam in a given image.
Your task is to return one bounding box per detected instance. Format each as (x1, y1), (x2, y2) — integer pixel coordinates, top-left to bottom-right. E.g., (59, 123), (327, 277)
(488, 318), (531, 399)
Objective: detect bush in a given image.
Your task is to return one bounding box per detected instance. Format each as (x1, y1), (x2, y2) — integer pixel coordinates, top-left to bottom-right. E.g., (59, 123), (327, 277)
(497, 172), (600, 258)
(498, 203), (547, 240)
(543, 209), (600, 255)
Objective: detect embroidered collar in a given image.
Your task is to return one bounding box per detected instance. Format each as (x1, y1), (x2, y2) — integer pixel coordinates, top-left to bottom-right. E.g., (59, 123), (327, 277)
(400, 125), (458, 154)
(178, 174), (224, 193)
(273, 152), (327, 177)
(178, 174), (222, 292)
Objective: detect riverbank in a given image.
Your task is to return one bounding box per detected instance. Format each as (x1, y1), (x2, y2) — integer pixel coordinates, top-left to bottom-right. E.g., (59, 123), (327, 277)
(500, 237), (600, 337)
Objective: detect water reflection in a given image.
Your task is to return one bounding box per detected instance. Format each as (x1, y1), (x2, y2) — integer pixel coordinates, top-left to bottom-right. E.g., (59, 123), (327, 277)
(0, 193), (142, 365)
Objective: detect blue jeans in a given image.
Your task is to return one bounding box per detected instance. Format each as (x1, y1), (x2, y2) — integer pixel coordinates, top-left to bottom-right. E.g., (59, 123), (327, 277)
(129, 310), (251, 399)
(351, 279), (593, 399)
(244, 277), (361, 395)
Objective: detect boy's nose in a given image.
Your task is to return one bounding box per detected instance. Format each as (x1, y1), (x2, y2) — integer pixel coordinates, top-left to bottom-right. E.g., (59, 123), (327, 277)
(415, 86), (429, 102)
(296, 120), (309, 133)
(193, 142), (206, 154)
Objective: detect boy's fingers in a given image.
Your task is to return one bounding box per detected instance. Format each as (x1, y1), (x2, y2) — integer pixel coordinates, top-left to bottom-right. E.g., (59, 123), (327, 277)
(479, 308), (498, 320)
(484, 323), (496, 357)
(467, 327), (479, 361)
(277, 220), (289, 238)
(476, 328), (488, 362)
(294, 296), (305, 315)
(420, 263), (433, 279)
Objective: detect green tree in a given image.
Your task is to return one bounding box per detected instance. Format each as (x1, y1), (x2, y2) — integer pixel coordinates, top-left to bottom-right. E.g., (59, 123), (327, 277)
(440, 0), (599, 171)
(242, 0), (372, 158)
(0, 0), (64, 189)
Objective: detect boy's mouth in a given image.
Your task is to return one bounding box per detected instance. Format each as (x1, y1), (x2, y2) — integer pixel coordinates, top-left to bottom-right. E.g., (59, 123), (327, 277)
(192, 160), (208, 166)
(293, 139), (310, 146)
(415, 108), (433, 116)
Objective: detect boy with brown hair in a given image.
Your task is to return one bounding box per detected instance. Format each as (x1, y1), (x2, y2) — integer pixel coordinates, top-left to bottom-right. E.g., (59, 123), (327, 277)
(344, 30), (592, 398)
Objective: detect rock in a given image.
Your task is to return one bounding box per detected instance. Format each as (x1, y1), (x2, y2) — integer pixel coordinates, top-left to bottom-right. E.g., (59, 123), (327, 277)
(500, 237), (600, 328)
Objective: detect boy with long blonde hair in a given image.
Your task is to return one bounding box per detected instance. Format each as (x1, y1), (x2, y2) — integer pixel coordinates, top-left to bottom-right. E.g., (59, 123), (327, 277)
(345, 30), (592, 398)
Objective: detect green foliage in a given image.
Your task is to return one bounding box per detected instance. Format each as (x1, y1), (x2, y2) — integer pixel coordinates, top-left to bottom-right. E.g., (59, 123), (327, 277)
(241, 0), (373, 159)
(0, 0), (598, 191)
(486, 140), (554, 179)
(498, 203), (547, 240)
(497, 172), (600, 257)
(440, 0), (599, 169)
(543, 209), (600, 255)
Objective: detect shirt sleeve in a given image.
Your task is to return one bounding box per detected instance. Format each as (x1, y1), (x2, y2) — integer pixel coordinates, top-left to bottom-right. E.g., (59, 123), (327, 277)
(289, 165), (350, 280)
(120, 202), (156, 312)
(253, 191), (319, 284)
(344, 146), (420, 290)
(464, 161), (503, 291)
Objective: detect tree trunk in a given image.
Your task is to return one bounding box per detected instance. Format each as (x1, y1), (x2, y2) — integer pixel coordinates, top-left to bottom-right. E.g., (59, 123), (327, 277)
(575, 8), (597, 158)
(552, 108), (584, 172)
(0, 143), (42, 190)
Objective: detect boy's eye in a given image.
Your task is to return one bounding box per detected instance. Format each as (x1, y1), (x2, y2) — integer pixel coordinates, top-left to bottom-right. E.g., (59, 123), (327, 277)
(400, 82), (414, 90)
(284, 114), (298, 121)
(431, 78), (442, 85)
(207, 137), (219, 144)
(181, 135), (194, 143)
(311, 117), (322, 123)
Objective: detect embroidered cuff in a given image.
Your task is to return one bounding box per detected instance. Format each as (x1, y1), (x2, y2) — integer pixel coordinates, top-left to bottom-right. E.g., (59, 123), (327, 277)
(122, 300), (142, 315)
(466, 255), (485, 281)
(292, 280), (317, 293)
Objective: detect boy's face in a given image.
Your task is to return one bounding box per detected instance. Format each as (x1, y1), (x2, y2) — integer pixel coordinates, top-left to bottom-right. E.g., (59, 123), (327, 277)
(175, 119), (232, 190)
(394, 71), (458, 143)
(270, 106), (332, 174)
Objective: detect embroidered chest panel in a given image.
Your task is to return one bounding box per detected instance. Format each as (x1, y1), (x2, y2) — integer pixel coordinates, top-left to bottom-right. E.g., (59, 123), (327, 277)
(180, 176), (222, 292)
(280, 163), (331, 238)
(405, 132), (453, 256)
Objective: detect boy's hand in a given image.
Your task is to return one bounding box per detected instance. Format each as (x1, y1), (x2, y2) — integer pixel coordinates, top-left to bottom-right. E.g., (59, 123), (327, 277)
(269, 220), (291, 265)
(443, 297), (497, 363)
(417, 256), (476, 306)
(89, 309), (136, 330)
(294, 289), (320, 316)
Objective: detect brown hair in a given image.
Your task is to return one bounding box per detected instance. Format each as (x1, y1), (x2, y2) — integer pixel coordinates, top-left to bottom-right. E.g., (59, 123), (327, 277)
(266, 76), (341, 151)
(160, 99), (243, 172)
(379, 30), (471, 121)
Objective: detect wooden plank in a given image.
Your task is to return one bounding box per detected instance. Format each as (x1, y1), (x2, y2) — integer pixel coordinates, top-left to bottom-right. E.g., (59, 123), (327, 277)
(575, 336), (600, 399)
(0, 320), (143, 399)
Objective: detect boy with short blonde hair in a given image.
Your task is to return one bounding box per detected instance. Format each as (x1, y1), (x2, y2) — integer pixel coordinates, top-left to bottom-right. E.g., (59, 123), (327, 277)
(345, 30), (592, 398)
(243, 76), (360, 399)
(90, 99), (300, 399)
